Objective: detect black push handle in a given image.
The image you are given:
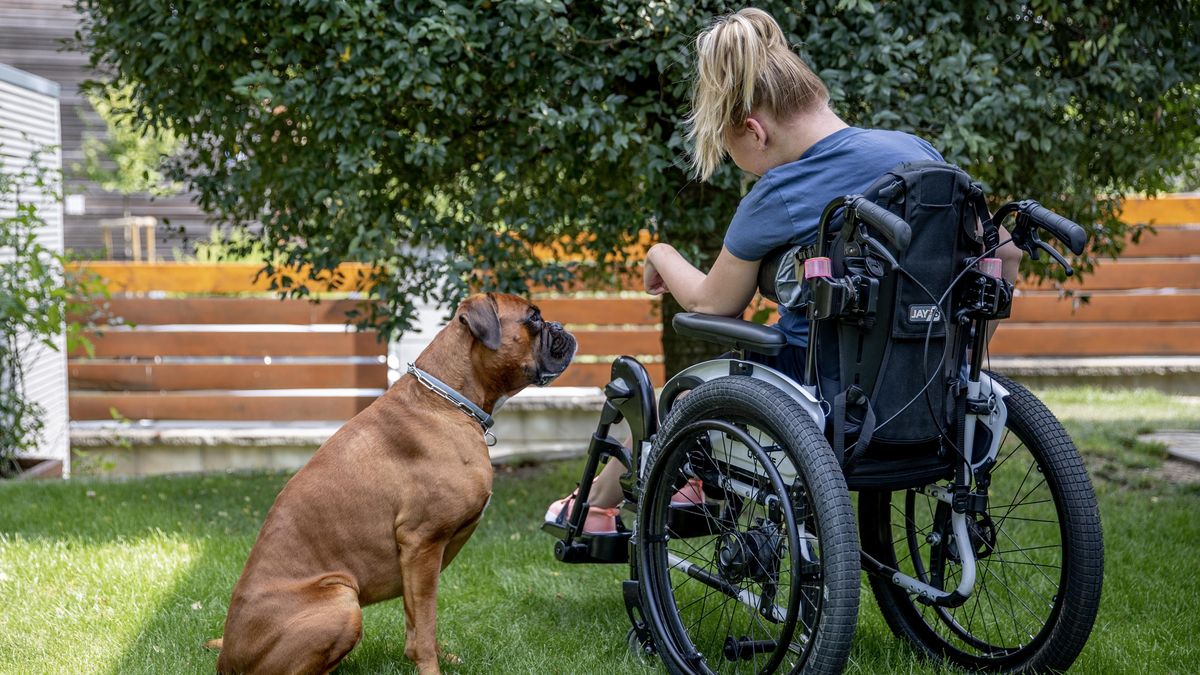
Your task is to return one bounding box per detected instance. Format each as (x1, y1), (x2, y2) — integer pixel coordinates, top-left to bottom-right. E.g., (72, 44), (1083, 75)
(1018, 200), (1087, 255)
(848, 196), (912, 253)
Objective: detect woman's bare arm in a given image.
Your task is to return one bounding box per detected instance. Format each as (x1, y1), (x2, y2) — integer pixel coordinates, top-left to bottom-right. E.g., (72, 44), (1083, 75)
(986, 223), (1023, 342)
(644, 243), (760, 316)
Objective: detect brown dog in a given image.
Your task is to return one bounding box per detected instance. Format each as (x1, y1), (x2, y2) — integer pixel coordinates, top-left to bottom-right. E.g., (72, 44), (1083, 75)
(208, 293), (576, 674)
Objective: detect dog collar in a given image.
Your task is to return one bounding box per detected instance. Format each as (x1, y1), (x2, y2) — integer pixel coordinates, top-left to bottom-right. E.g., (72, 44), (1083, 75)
(407, 364), (497, 446)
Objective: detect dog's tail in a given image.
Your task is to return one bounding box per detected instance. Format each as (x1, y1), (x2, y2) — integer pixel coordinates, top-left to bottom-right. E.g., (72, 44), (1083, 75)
(204, 637), (223, 651)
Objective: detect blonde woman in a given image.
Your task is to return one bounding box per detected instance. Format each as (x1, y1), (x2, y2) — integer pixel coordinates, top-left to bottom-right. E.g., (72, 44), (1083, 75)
(546, 7), (1020, 532)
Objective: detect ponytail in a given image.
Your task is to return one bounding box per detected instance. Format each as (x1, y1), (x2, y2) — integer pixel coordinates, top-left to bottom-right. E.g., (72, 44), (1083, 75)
(686, 8), (828, 181)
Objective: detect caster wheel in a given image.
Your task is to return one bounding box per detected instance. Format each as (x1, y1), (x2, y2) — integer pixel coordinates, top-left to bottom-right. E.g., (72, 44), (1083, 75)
(627, 626), (657, 667)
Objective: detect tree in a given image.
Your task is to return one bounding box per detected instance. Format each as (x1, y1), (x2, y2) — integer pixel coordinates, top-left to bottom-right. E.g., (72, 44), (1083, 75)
(80, 84), (182, 209)
(75, 0), (1199, 375)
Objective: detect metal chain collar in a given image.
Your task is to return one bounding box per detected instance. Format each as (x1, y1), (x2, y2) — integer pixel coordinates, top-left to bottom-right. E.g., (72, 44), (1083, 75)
(407, 363), (497, 447)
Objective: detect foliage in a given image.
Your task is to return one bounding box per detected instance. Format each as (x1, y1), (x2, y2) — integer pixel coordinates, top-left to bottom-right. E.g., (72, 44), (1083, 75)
(0, 150), (110, 475)
(74, 0), (1199, 341)
(172, 225), (284, 265)
(79, 84), (181, 198)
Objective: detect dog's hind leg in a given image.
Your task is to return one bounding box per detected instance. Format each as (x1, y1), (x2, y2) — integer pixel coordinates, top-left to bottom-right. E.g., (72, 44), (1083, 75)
(247, 580), (363, 675)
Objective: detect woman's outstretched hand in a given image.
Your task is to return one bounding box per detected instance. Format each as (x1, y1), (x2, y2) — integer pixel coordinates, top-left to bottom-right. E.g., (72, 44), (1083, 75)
(643, 248), (669, 295)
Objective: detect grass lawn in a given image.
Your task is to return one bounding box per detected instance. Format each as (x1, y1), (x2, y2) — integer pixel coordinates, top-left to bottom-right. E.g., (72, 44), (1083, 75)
(1, 386), (1198, 674)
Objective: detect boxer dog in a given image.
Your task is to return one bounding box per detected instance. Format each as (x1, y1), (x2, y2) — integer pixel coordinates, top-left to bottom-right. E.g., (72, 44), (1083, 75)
(208, 293), (575, 675)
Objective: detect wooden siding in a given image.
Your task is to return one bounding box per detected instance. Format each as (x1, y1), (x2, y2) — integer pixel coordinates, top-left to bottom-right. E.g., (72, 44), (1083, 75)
(0, 0), (213, 257)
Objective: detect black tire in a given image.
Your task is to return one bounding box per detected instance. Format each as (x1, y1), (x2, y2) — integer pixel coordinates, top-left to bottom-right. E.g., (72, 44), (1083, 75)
(635, 376), (859, 674)
(860, 371), (1103, 673)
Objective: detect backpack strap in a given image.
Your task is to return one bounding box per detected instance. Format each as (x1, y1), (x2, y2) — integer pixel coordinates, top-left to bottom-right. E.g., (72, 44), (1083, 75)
(969, 182), (999, 251)
(833, 384), (877, 471)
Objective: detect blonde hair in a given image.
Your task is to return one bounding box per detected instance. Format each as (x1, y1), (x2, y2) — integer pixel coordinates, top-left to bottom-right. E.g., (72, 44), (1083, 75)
(686, 8), (829, 181)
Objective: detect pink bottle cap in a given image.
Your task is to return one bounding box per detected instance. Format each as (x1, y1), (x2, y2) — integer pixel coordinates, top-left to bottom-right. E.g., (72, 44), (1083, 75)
(804, 257), (832, 279)
(978, 257), (1002, 278)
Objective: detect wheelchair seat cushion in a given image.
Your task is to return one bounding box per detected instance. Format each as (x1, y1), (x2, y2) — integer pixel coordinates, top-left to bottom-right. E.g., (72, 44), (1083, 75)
(672, 313), (787, 356)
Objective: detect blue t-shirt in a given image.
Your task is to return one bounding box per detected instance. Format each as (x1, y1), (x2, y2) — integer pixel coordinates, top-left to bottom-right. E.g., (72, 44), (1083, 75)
(724, 127), (943, 347)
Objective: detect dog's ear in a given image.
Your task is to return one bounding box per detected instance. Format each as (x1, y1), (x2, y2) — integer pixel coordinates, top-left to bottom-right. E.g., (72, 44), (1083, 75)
(459, 294), (502, 351)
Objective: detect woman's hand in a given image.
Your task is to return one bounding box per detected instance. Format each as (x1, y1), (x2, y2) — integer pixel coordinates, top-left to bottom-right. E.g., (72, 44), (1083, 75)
(643, 245), (669, 295)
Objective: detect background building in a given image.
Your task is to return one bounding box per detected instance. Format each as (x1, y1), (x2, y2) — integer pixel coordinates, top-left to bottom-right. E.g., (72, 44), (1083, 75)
(0, 0), (211, 259)
(0, 63), (69, 473)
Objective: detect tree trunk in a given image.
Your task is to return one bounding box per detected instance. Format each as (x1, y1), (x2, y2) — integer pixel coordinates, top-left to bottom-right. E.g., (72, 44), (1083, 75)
(661, 294), (729, 379)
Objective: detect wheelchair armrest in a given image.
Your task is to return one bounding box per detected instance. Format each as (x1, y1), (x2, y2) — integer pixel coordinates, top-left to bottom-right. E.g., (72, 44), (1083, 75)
(672, 312), (787, 356)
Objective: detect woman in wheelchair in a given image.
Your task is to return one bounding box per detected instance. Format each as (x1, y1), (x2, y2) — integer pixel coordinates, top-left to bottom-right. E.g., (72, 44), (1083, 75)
(544, 7), (1100, 675)
(547, 6), (1021, 534)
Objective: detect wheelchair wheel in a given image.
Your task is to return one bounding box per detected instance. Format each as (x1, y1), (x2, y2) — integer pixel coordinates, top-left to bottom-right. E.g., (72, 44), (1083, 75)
(860, 371), (1103, 673)
(635, 376), (859, 674)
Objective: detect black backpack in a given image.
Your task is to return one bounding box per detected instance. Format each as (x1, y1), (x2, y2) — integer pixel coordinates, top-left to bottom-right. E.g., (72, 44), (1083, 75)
(760, 161), (989, 489)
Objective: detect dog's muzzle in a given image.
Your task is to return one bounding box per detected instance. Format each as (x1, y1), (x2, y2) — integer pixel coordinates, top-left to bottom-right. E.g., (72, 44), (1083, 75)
(535, 322), (577, 386)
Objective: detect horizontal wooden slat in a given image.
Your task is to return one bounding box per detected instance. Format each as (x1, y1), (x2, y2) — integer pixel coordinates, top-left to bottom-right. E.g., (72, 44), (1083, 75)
(989, 323), (1200, 356)
(1009, 292), (1200, 323)
(1119, 196), (1200, 227)
(75, 331), (386, 358)
(534, 297), (660, 325)
(71, 262), (375, 294)
(551, 362), (666, 388)
(1019, 260), (1200, 291)
(529, 268), (642, 293)
(69, 363), (387, 391)
(94, 297), (368, 325)
(574, 329), (662, 356)
(69, 393), (377, 421)
(1119, 226), (1200, 257)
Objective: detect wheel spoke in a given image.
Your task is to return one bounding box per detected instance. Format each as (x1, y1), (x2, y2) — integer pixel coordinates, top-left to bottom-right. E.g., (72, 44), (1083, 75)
(990, 432), (1023, 474)
(995, 525), (1061, 591)
(859, 379), (1099, 671)
(638, 383), (860, 673)
(981, 558), (1022, 647)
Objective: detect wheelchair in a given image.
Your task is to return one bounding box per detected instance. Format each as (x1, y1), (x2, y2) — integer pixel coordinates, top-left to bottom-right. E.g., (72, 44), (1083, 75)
(543, 162), (1103, 674)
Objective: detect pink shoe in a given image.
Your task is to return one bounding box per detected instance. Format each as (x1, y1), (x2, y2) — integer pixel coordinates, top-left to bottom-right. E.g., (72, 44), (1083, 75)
(671, 478), (705, 508)
(545, 490), (621, 535)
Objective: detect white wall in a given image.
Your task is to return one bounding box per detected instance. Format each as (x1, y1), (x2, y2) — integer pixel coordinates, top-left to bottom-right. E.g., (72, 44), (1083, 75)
(387, 299), (446, 386)
(0, 63), (69, 474)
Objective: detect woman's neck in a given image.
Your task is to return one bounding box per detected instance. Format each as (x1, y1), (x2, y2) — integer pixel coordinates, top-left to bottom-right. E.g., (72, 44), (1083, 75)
(765, 106), (849, 172)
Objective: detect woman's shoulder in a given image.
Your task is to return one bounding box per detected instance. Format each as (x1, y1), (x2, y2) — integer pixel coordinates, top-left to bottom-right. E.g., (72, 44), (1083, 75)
(848, 128), (942, 159)
(767, 127), (940, 184)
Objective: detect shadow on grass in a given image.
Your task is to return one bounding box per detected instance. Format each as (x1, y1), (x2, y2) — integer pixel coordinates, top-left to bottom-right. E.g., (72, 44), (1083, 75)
(0, 462), (638, 674)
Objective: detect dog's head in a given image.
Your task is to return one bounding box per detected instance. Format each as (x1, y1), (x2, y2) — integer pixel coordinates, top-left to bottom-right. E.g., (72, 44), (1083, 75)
(456, 292), (576, 394)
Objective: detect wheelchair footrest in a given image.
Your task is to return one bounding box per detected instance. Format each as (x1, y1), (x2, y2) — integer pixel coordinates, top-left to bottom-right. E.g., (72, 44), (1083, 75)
(543, 523), (630, 564)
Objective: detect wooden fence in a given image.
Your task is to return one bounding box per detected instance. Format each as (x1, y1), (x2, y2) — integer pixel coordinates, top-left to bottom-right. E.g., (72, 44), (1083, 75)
(68, 195), (1200, 422)
(69, 266), (387, 421)
(993, 197), (1200, 356)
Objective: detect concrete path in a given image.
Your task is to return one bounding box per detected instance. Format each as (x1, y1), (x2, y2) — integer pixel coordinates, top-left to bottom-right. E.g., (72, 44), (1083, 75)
(1139, 430), (1200, 467)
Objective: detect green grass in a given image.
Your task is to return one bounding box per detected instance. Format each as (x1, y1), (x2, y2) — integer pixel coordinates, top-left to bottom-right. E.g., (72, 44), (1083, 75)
(1, 386), (1198, 674)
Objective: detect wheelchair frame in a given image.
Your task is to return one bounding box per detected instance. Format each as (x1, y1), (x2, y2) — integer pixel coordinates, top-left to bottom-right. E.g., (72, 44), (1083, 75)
(541, 354), (1010, 603)
(542, 179), (1099, 673)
